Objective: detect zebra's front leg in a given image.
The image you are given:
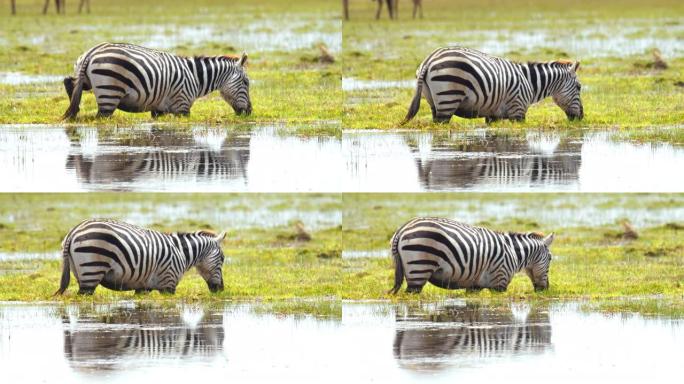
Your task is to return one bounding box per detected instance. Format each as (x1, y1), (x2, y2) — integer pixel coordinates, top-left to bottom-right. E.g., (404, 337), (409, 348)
(485, 116), (501, 125)
(135, 288), (152, 295)
(159, 287), (176, 295)
(151, 110), (167, 119)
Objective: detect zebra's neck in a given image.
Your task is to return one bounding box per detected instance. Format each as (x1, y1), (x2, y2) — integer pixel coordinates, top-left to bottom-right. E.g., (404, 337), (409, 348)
(523, 62), (569, 103)
(170, 233), (210, 270)
(501, 232), (535, 271)
(187, 56), (236, 98)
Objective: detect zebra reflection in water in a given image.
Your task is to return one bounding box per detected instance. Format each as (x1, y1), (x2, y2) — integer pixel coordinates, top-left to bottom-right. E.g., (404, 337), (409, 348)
(393, 303), (552, 372)
(61, 306), (224, 371)
(65, 127), (250, 189)
(406, 132), (582, 189)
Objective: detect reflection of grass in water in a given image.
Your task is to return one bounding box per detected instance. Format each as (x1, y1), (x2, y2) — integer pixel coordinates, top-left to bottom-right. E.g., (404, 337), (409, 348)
(343, 0), (684, 132)
(0, 0), (340, 126)
(581, 298), (684, 318)
(249, 300), (342, 319)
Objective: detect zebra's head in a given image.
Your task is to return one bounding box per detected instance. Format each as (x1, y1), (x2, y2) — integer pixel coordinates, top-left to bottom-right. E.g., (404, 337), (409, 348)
(551, 61), (583, 121)
(525, 232), (555, 291)
(220, 53), (252, 116)
(195, 231), (227, 293)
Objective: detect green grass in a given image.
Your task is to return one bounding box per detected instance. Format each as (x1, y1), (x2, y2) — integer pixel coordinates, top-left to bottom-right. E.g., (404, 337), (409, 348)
(0, 0), (341, 126)
(0, 193), (683, 318)
(343, 0), (684, 131)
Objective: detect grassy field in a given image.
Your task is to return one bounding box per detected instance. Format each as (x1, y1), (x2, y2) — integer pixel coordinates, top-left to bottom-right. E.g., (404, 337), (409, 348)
(0, 0), (340, 126)
(0, 193), (343, 301)
(341, 193), (684, 301)
(343, 0), (684, 130)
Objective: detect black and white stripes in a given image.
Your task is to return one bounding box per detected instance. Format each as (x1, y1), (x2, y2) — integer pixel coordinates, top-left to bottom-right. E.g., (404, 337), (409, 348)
(403, 46), (583, 124)
(62, 42), (251, 119)
(389, 217), (554, 293)
(55, 219), (226, 295)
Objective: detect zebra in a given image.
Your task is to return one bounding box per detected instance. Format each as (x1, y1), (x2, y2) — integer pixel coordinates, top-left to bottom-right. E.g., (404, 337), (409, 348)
(394, 303), (551, 371)
(388, 217), (554, 294)
(55, 219), (227, 295)
(62, 42), (252, 119)
(402, 46), (583, 124)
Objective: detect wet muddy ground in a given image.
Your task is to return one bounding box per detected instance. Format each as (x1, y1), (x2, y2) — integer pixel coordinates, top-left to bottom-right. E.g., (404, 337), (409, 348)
(1, 300), (681, 382)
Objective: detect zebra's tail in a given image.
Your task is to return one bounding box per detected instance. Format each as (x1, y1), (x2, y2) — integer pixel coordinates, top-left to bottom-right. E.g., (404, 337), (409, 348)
(400, 65), (427, 125)
(387, 227), (405, 295)
(61, 54), (91, 120)
(54, 233), (73, 296)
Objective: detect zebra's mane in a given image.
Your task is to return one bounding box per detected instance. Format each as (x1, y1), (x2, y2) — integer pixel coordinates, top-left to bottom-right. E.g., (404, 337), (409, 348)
(190, 55), (239, 63)
(526, 60), (574, 68)
(172, 230), (217, 238)
(505, 231), (545, 240)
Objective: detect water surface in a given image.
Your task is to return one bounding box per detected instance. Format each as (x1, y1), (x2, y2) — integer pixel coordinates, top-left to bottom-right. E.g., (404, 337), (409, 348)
(0, 124), (341, 192)
(1, 301), (681, 383)
(343, 129), (684, 192)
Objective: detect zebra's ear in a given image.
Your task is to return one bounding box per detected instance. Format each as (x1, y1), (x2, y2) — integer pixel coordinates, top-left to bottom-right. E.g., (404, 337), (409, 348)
(214, 231), (227, 243)
(239, 52), (248, 67)
(571, 61), (580, 72)
(543, 233), (555, 247)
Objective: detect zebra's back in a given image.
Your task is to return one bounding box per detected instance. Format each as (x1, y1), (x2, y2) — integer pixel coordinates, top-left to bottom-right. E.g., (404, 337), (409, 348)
(64, 219), (176, 291)
(394, 217), (506, 290)
(84, 43), (189, 113)
(423, 47), (528, 120)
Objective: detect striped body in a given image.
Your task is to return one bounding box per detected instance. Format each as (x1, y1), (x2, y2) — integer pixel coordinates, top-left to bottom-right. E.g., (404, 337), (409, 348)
(63, 42), (251, 119)
(56, 219), (226, 295)
(403, 47), (583, 124)
(389, 218), (554, 293)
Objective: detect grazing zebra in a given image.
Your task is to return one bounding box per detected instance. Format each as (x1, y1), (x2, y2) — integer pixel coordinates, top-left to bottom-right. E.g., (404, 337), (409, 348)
(62, 42), (252, 119)
(394, 303), (551, 371)
(55, 219), (227, 295)
(388, 217), (554, 294)
(403, 47), (583, 124)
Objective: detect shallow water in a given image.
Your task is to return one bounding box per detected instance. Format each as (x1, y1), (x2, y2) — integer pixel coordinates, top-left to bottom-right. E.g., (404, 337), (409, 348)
(342, 77), (414, 91)
(139, 19), (341, 53)
(0, 72), (62, 85)
(342, 301), (684, 382)
(0, 302), (341, 383)
(351, 22), (684, 59)
(343, 129), (684, 192)
(0, 301), (681, 382)
(0, 124), (342, 192)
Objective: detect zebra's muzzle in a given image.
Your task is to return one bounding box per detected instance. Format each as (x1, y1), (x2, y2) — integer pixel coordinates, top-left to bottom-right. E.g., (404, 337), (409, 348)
(208, 282), (224, 292)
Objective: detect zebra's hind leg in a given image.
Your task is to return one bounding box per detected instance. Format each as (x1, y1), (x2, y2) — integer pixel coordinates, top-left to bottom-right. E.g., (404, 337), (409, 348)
(405, 285), (424, 294)
(433, 114), (452, 124)
(96, 98), (122, 118)
(77, 287), (96, 295)
(135, 288), (152, 295)
(485, 117), (500, 124)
